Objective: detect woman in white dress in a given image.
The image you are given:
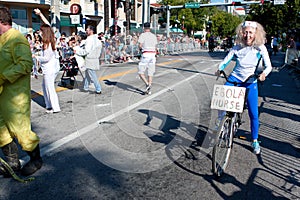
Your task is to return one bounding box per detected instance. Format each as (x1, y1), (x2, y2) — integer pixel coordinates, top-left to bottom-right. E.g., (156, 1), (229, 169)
(33, 24), (61, 113)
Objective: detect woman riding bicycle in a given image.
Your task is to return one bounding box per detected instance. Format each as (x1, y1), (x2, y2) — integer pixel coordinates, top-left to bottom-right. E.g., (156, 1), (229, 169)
(215, 21), (273, 154)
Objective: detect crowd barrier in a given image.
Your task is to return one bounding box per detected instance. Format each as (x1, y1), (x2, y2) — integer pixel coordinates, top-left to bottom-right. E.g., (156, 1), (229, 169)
(55, 32), (208, 66)
(97, 39), (203, 64)
(285, 48), (299, 66)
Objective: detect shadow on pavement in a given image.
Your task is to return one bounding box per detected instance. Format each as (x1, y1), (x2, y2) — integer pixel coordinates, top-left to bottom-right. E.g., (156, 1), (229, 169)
(31, 90), (46, 108)
(103, 79), (145, 95)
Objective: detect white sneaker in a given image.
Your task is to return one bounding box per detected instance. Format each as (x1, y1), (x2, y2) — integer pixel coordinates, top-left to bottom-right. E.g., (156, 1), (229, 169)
(46, 109), (53, 114)
(252, 141), (261, 154)
(145, 85), (152, 95)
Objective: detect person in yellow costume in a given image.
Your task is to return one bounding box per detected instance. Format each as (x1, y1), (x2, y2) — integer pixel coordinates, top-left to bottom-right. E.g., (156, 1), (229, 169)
(0, 7), (43, 177)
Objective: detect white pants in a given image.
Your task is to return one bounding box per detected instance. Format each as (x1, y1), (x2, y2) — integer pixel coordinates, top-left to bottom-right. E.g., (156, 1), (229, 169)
(42, 72), (61, 112)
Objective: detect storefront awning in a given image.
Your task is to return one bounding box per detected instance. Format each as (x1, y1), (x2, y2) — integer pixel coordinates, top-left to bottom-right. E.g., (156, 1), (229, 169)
(170, 27), (184, 33)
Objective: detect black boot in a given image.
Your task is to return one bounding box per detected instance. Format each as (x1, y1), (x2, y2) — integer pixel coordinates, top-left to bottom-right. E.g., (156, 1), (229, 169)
(0, 141), (21, 177)
(21, 144), (43, 176)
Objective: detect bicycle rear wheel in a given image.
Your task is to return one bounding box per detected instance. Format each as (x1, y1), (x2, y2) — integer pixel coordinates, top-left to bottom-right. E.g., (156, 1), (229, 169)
(212, 115), (234, 177)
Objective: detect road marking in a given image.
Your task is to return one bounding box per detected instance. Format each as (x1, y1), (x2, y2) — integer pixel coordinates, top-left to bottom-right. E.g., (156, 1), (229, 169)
(100, 68), (137, 80)
(156, 59), (183, 66)
(96, 103), (111, 107)
(36, 67), (209, 158)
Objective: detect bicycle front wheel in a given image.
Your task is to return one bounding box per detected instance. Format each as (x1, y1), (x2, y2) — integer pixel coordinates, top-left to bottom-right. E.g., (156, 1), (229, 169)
(212, 115), (234, 177)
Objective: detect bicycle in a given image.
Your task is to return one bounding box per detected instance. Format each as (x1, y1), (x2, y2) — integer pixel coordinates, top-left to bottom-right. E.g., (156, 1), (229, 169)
(211, 70), (260, 177)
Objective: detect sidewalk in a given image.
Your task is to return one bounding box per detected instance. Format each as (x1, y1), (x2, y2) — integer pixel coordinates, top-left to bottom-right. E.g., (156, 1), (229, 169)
(270, 51), (300, 89)
(254, 50), (300, 198)
(230, 50), (300, 198)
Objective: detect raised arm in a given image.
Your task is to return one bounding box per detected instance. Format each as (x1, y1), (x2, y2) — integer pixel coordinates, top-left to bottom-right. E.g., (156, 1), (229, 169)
(34, 8), (50, 26)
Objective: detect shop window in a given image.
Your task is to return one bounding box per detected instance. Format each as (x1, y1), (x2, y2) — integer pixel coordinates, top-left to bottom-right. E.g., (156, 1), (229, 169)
(11, 8), (27, 20)
(32, 11), (41, 23)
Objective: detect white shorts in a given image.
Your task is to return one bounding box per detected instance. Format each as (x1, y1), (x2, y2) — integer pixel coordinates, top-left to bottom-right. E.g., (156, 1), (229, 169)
(138, 53), (156, 76)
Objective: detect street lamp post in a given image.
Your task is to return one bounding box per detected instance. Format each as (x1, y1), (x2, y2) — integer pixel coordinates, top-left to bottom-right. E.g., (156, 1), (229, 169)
(125, 0), (131, 36)
(51, 0), (60, 30)
(182, 15), (185, 30)
(114, 0), (118, 36)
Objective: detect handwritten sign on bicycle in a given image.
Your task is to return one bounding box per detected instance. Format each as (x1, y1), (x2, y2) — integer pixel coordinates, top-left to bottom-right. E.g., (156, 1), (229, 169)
(211, 85), (246, 113)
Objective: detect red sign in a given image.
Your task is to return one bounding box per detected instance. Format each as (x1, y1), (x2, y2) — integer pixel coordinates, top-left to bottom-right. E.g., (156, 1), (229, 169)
(70, 4), (81, 14)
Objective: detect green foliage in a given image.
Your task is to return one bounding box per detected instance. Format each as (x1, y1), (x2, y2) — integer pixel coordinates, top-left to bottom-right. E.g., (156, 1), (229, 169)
(157, 0), (299, 38)
(158, 0), (242, 37)
(211, 10), (242, 37)
(247, 0), (300, 36)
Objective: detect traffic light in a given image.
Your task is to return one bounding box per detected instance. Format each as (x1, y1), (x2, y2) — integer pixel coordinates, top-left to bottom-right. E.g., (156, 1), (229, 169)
(150, 8), (160, 15)
(150, 7), (164, 16)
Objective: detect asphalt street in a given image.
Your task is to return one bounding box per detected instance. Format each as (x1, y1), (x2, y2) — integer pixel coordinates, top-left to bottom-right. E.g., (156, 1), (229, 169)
(0, 49), (299, 200)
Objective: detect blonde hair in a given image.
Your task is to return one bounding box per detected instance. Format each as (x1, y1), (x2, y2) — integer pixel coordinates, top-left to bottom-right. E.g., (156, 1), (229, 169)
(235, 21), (266, 47)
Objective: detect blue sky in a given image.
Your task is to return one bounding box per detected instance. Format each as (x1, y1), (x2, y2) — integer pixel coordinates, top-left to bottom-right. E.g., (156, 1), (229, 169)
(210, 0), (224, 2)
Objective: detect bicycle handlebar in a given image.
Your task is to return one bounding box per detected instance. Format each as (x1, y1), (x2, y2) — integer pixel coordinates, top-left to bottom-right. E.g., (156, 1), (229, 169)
(217, 70), (260, 85)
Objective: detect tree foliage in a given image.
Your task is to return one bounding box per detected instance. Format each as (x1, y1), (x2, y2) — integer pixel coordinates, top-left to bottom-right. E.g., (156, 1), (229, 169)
(211, 11), (242, 37)
(158, 0), (299, 38)
(158, 0), (242, 37)
(247, 0), (300, 37)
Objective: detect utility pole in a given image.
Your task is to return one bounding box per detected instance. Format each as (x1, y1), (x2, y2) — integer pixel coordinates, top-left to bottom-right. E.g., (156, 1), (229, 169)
(115, 0), (118, 35)
(147, 0), (150, 23)
(125, 0), (130, 36)
(104, 0), (109, 32)
(51, 0), (60, 30)
(142, 0), (145, 28)
(166, 5), (184, 38)
(80, 0), (86, 31)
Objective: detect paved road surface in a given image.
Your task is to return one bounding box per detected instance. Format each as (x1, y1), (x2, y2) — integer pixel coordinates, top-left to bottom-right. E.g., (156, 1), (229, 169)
(0, 50), (299, 200)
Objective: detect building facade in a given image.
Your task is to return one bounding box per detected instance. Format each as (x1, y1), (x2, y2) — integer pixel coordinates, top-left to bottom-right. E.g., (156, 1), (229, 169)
(0, 0), (159, 36)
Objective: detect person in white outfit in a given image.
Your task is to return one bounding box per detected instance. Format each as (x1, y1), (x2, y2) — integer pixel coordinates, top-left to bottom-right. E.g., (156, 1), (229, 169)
(138, 22), (158, 95)
(75, 25), (102, 94)
(33, 24), (61, 113)
(73, 31), (87, 72)
(271, 36), (278, 56)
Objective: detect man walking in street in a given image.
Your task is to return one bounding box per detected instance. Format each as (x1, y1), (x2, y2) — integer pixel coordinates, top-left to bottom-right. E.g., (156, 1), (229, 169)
(75, 25), (102, 94)
(138, 22), (158, 95)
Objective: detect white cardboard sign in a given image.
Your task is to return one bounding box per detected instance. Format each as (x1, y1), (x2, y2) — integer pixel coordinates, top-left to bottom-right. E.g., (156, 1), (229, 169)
(211, 85), (246, 113)
(70, 15), (80, 25)
(274, 0), (285, 5)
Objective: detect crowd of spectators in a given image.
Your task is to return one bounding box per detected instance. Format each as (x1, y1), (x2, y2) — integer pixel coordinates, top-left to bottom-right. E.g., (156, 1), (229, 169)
(25, 28), (300, 76)
(31, 30), (205, 66)
(25, 29), (214, 79)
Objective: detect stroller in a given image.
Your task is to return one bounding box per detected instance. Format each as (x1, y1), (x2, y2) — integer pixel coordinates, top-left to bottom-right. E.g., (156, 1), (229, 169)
(59, 56), (84, 88)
